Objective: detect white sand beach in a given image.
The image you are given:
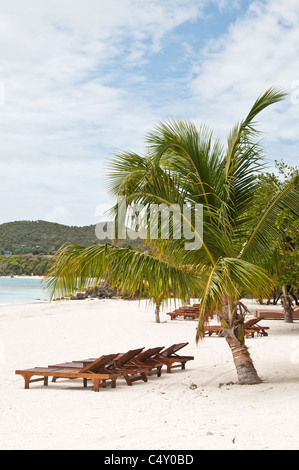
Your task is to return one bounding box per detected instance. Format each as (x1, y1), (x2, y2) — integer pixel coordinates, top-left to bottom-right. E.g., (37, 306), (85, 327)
(0, 297), (299, 450)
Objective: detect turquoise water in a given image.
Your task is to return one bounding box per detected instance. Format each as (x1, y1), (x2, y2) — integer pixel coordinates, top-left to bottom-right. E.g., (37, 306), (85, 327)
(0, 277), (48, 305)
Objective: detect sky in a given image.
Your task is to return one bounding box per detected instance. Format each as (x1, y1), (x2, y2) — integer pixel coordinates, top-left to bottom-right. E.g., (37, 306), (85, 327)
(0, 0), (298, 227)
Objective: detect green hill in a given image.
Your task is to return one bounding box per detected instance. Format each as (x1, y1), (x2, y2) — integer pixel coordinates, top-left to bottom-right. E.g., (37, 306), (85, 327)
(0, 220), (98, 255)
(0, 254), (54, 276)
(0, 220), (142, 276)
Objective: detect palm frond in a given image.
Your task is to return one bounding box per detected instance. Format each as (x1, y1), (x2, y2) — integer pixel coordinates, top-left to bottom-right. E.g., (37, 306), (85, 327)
(240, 173), (299, 262)
(146, 119), (223, 208)
(43, 242), (202, 303)
(224, 87), (287, 224)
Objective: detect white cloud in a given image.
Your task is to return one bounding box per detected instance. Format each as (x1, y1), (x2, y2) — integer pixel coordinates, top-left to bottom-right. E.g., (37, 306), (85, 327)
(0, 1), (214, 226)
(0, 0), (211, 162)
(94, 203), (113, 222)
(0, 0), (297, 226)
(189, 0), (299, 161)
(44, 206), (73, 225)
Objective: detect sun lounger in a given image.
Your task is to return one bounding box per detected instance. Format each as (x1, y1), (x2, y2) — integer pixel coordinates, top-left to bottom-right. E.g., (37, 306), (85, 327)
(15, 354), (122, 392)
(74, 347), (166, 378)
(130, 347), (165, 377)
(155, 343), (194, 373)
(166, 303), (214, 320)
(167, 305), (199, 320)
(243, 316), (269, 337)
(50, 348), (149, 386)
(204, 325), (223, 336)
(254, 305), (299, 320)
(109, 348), (149, 385)
(204, 316), (269, 338)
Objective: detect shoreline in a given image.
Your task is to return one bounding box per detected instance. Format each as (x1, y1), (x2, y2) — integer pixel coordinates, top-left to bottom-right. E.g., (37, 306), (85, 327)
(0, 275), (44, 279)
(0, 294), (289, 313)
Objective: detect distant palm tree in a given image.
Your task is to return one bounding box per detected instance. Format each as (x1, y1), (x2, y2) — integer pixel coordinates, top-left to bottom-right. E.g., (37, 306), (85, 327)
(44, 87), (299, 385)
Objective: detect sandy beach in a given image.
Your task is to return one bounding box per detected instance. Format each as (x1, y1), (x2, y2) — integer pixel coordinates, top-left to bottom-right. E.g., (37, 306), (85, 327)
(0, 297), (299, 450)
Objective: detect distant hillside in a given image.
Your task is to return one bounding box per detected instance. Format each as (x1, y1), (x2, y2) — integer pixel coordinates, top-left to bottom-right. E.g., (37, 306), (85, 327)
(0, 254), (54, 276)
(0, 220), (98, 255)
(0, 220), (142, 276)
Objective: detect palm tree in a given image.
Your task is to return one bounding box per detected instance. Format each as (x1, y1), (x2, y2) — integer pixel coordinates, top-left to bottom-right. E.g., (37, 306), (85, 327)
(44, 87), (299, 385)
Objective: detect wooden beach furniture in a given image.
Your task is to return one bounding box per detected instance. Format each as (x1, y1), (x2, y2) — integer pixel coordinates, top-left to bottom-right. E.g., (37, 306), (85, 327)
(204, 325), (223, 336)
(50, 348), (150, 386)
(167, 304), (200, 320)
(130, 347), (165, 377)
(15, 354), (122, 392)
(254, 305), (299, 320)
(155, 343), (194, 373)
(204, 316), (269, 338)
(108, 348), (149, 385)
(243, 316), (269, 338)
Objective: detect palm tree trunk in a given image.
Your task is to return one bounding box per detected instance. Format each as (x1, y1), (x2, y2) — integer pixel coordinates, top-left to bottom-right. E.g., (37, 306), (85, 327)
(155, 302), (161, 323)
(222, 296), (262, 385)
(224, 331), (262, 384)
(281, 286), (294, 323)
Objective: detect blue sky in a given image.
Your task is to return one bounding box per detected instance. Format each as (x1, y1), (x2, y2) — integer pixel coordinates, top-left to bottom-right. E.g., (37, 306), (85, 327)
(0, 0), (298, 226)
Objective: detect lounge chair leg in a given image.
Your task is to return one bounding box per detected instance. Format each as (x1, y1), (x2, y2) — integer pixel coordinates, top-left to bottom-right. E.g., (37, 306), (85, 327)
(111, 379), (117, 388)
(124, 375), (133, 386)
(24, 375), (31, 389)
(83, 378), (88, 388)
(44, 377), (48, 386)
(141, 372), (148, 382)
(167, 364), (172, 373)
(93, 379), (100, 392)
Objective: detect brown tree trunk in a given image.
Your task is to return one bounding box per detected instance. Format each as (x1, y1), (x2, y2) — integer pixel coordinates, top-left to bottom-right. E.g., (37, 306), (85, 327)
(155, 302), (161, 323)
(281, 287), (294, 323)
(221, 296), (262, 385)
(224, 331), (262, 385)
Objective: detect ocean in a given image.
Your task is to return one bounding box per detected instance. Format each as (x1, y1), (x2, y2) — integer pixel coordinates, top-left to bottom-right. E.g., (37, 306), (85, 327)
(0, 277), (48, 305)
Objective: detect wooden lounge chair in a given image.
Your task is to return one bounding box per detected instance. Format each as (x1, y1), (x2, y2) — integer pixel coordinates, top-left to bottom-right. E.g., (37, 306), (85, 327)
(109, 348), (149, 385)
(155, 343), (194, 373)
(167, 305), (199, 320)
(254, 305), (299, 320)
(15, 354), (122, 392)
(243, 316), (269, 338)
(204, 325), (223, 336)
(50, 348), (149, 386)
(130, 347), (165, 377)
(204, 316), (269, 338)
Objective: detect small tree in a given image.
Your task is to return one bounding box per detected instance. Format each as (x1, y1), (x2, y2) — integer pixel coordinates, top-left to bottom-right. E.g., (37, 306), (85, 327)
(275, 209), (299, 322)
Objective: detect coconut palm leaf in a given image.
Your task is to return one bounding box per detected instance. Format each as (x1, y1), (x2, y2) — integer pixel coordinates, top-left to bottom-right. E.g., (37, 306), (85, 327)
(146, 120), (223, 209)
(106, 152), (150, 198)
(240, 173), (299, 263)
(223, 87), (287, 224)
(44, 242), (202, 303)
